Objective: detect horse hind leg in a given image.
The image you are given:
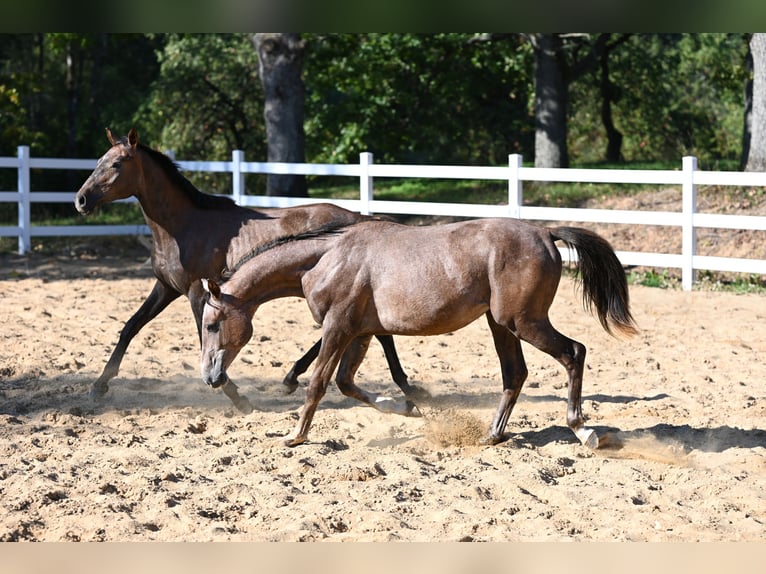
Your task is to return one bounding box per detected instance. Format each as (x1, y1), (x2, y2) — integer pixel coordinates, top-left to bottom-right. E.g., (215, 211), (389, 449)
(482, 313), (529, 445)
(336, 336), (421, 417)
(516, 317), (598, 449)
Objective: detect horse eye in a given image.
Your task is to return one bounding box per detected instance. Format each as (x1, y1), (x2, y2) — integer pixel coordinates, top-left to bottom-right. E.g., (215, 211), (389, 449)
(206, 323), (220, 334)
(112, 161), (121, 169)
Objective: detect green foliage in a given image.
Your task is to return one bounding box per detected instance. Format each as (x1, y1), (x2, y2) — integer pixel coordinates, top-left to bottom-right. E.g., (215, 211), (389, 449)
(569, 33), (749, 166)
(304, 33), (534, 165)
(628, 269), (675, 289)
(132, 33), (266, 194)
(0, 32), (757, 196)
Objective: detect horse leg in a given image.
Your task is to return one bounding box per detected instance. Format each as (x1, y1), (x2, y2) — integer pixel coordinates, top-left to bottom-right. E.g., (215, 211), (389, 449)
(482, 312), (528, 445)
(335, 336), (420, 416)
(373, 334), (413, 394)
(189, 284), (253, 414)
(281, 330), (351, 447)
(516, 317), (598, 449)
(283, 335), (421, 399)
(90, 280), (180, 400)
(281, 338), (322, 394)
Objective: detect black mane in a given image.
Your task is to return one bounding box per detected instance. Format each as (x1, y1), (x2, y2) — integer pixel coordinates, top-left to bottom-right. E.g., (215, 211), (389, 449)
(128, 139), (237, 211)
(223, 221), (352, 280)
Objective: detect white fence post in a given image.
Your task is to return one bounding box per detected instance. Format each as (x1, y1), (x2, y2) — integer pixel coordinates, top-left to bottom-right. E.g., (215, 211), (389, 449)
(17, 145), (31, 255)
(508, 154), (523, 218)
(359, 152), (373, 215)
(232, 149), (245, 204)
(682, 156), (698, 291)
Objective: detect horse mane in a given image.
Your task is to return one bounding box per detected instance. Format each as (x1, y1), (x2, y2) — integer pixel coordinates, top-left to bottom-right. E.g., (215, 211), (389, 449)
(223, 221), (353, 280)
(122, 137), (237, 211)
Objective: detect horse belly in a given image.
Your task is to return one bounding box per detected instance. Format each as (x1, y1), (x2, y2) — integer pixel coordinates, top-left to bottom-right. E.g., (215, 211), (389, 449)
(373, 286), (489, 336)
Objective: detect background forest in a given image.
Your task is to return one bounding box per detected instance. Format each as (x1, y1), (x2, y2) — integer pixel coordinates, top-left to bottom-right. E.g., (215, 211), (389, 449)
(0, 33), (755, 202)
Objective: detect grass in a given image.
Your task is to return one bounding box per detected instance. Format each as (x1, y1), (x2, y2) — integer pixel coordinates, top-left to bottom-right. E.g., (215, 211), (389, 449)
(310, 177), (619, 208)
(625, 268), (766, 294)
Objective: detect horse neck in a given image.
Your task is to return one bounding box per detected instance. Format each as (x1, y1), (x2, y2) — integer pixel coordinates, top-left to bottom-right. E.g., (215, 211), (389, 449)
(134, 151), (195, 232)
(226, 238), (330, 308)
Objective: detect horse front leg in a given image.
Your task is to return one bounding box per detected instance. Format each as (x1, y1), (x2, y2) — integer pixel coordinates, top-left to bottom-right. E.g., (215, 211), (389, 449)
(375, 334), (430, 400)
(281, 338), (322, 394)
(281, 336), (346, 447)
(335, 336), (421, 417)
(90, 280), (180, 400)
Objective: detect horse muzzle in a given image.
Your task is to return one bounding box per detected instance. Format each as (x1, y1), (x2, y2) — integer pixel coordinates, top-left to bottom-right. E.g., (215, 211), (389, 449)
(74, 186), (104, 215)
(74, 191), (93, 215)
(201, 350), (229, 388)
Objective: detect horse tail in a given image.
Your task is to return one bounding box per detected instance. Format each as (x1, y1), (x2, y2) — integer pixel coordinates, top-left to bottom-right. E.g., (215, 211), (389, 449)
(550, 226), (638, 338)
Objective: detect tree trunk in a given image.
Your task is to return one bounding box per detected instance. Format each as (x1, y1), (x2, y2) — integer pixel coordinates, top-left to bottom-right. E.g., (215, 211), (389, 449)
(533, 34), (569, 168)
(253, 33), (308, 197)
(741, 37), (754, 170)
(600, 39), (624, 163)
(745, 33), (766, 172)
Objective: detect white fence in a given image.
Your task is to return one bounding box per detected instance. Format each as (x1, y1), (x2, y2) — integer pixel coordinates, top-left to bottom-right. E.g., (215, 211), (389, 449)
(2, 146), (766, 290)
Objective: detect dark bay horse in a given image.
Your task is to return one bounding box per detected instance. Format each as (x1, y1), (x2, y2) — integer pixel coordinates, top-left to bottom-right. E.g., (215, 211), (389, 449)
(200, 218), (638, 447)
(74, 128), (413, 413)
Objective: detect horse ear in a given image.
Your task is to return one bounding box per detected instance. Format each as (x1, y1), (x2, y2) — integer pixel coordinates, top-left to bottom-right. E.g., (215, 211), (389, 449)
(201, 278), (222, 300)
(127, 128), (139, 148)
(106, 128), (117, 146)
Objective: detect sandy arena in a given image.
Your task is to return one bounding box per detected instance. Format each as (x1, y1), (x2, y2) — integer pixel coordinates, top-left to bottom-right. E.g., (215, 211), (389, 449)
(1, 237), (764, 542)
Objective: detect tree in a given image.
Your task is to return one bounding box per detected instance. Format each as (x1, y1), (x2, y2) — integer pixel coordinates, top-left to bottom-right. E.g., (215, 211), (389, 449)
(524, 33), (630, 168)
(530, 34), (570, 168)
(253, 33), (308, 197)
(134, 34), (264, 193)
(136, 34), (262, 158)
(745, 33), (766, 171)
(741, 36), (753, 170)
(305, 33), (532, 165)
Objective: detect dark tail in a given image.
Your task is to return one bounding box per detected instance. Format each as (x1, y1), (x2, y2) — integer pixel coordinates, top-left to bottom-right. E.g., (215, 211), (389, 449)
(550, 227), (638, 338)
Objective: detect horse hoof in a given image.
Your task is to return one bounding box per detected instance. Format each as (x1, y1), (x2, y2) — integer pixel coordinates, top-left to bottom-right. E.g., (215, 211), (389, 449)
(575, 427), (599, 450)
(235, 396), (254, 415)
(88, 384), (109, 401)
(479, 434), (503, 446)
(280, 435), (305, 447)
(280, 378), (300, 395)
(406, 401), (422, 417)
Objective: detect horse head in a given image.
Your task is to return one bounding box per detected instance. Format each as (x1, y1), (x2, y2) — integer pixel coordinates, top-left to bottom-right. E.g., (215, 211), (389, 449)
(200, 278), (255, 388)
(74, 127), (142, 215)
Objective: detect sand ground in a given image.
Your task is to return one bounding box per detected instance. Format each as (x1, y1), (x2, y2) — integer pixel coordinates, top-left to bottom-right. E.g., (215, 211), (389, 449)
(1, 245), (764, 542)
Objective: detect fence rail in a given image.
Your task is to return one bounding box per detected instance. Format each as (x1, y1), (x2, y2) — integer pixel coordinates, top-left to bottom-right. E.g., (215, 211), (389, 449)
(2, 146), (766, 290)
